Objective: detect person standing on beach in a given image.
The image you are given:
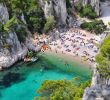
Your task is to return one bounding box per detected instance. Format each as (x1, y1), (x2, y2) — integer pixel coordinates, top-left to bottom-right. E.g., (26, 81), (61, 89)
(55, 49), (57, 53)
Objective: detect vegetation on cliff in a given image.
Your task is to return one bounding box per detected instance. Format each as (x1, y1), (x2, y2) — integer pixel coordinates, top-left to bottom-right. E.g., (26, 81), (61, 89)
(96, 35), (110, 85)
(44, 16), (56, 33)
(2, 0), (46, 35)
(75, 4), (97, 19)
(34, 79), (91, 100)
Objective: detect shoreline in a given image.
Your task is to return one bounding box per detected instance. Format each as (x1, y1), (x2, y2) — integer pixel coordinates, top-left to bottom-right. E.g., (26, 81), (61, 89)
(41, 28), (105, 70)
(43, 49), (93, 69)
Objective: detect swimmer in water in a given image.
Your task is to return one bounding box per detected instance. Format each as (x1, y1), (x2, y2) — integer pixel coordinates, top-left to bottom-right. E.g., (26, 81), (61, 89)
(65, 61), (69, 66)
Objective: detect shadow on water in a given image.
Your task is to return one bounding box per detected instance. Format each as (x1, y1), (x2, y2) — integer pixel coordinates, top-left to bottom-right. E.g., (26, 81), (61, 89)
(0, 72), (25, 88)
(0, 92), (2, 98)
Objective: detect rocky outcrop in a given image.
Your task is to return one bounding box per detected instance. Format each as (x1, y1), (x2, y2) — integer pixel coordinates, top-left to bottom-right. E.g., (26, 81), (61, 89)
(39, 0), (75, 27)
(0, 3), (27, 68)
(0, 3), (9, 23)
(83, 66), (110, 100)
(0, 3), (40, 68)
(83, 85), (110, 100)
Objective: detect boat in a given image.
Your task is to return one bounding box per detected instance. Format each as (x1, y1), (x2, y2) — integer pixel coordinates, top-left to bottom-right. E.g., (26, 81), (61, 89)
(24, 57), (38, 62)
(31, 57), (38, 62)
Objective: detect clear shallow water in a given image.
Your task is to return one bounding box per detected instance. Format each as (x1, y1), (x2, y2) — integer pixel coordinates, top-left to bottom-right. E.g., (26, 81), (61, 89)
(0, 53), (92, 100)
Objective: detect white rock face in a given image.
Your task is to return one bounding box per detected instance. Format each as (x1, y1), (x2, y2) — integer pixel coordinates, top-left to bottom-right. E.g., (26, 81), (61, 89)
(53, 0), (68, 25)
(40, 0), (53, 18)
(83, 65), (110, 100)
(83, 85), (110, 100)
(100, 1), (110, 27)
(40, 0), (69, 25)
(0, 3), (9, 23)
(0, 3), (33, 68)
(0, 3), (27, 67)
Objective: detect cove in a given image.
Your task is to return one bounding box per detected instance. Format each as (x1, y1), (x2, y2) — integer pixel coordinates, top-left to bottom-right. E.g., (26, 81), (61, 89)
(0, 52), (92, 100)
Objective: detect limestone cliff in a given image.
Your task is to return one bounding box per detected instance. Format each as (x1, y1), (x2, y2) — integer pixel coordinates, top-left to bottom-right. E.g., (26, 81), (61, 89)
(0, 3), (40, 68)
(83, 68), (110, 100)
(39, 0), (75, 27)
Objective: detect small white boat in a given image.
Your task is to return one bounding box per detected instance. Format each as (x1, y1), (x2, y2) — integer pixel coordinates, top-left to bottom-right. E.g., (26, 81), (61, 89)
(24, 57), (38, 62)
(31, 57), (38, 62)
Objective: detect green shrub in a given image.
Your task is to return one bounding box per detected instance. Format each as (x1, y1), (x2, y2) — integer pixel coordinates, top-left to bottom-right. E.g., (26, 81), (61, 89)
(4, 16), (17, 32)
(0, 22), (4, 32)
(80, 20), (106, 34)
(96, 35), (110, 83)
(75, 4), (97, 19)
(44, 16), (56, 33)
(108, 22), (110, 26)
(35, 79), (91, 100)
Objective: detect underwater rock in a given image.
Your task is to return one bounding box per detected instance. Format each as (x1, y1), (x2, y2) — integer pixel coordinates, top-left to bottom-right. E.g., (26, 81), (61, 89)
(0, 72), (24, 88)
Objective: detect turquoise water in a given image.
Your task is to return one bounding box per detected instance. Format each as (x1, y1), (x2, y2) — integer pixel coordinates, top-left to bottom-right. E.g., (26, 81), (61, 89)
(0, 52), (92, 100)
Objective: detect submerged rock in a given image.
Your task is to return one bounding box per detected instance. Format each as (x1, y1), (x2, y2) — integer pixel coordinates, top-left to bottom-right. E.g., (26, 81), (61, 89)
(0, 72), (24, 88)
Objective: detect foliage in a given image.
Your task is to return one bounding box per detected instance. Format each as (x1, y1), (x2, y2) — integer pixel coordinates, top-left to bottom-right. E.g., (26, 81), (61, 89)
(44, 16), (56, 33)
(108, 22), (110, 26)
(5, 0), (46, 34)
(75, 4), (97, 19)
(0, 16), (18, 33)
(66, 0), (72, 14)
(4, 16), (17, 31)
(26, 0), (46, 33)
(27, 51), (38, 58)
(35, 79), (91, 100)
(0, 22), (4, 32)
(80, 20), (106, 34)
(96, 35), (110, 84)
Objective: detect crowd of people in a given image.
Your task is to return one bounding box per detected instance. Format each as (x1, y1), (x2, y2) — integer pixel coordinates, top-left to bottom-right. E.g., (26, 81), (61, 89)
(48, 28), (105, 66)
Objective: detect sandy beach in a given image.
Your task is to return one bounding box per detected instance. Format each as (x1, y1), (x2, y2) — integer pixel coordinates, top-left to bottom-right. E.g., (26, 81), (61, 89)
(43, 49), (90, 68)
(40, 28), (106, 68)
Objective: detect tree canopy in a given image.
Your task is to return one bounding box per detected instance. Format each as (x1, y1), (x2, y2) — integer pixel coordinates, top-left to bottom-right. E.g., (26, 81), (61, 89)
(96, 35), (110, 85)
(35, 79), (91, 100)
(80, 20), (106, 34)
(75, 4), (97, 19)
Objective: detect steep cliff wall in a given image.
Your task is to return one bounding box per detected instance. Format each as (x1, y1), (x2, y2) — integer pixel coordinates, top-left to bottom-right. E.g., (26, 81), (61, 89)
(0, 3), (28, 68)
(39, 0), (75, 27)
(0, 3), (41, 68)
(83, 69), (110, 100)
